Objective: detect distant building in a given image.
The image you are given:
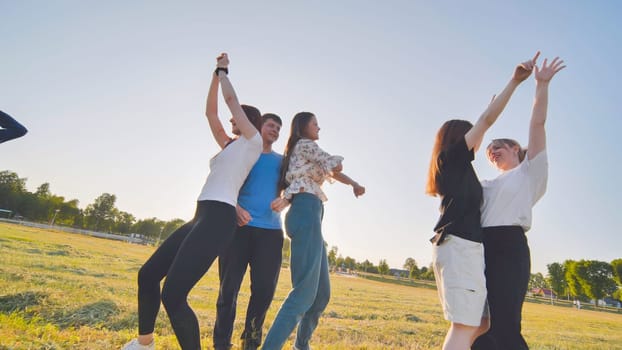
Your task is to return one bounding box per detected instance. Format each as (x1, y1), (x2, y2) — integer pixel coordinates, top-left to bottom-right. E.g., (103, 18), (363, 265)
(531, 288), (557, 299)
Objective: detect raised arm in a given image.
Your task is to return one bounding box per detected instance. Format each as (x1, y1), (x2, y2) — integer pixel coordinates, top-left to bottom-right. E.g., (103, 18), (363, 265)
(465, 52), (540, 151)
(206, 67), (231, 149)
(0, 110), (28, 144)
(527, 56), (565, 159)
(216, 53), (258, 140)
(332, 171), (366, 198)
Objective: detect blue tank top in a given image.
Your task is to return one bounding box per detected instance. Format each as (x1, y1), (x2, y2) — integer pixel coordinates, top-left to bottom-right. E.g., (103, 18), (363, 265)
(237, 151), (283, 229)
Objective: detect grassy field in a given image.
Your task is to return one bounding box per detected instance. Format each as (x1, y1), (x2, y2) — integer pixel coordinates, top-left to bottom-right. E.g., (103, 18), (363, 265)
(1, 222), (621, 350)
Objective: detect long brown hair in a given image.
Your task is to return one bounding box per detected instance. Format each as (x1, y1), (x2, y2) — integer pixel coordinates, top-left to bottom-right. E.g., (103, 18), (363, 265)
(277, 112), (315, 194)
(425, 119), (473, 196)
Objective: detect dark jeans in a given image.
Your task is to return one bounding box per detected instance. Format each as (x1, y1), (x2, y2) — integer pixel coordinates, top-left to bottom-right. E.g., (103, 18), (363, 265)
(136, 200), (236, 350)
(472, 226), (530, 350)
(213, 225), (284, 349)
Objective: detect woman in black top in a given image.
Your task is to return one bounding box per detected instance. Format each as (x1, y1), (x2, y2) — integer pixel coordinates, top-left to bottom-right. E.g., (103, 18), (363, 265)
(425, 53), (538, 350)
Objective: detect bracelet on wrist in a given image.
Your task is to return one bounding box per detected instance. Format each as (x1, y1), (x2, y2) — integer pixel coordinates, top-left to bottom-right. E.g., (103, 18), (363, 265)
(215, 67), (229, 76)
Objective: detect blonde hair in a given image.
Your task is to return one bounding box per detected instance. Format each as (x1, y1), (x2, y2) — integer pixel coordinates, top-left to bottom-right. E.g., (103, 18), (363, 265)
(486, 138), (527, 162)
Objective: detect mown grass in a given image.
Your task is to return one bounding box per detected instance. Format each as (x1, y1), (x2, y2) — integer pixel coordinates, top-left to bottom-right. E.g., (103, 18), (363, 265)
(1, 222), (621, 349)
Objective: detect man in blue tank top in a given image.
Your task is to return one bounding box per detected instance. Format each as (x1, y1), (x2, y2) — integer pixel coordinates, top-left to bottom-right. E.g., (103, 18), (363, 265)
(214, 114), (284, 350)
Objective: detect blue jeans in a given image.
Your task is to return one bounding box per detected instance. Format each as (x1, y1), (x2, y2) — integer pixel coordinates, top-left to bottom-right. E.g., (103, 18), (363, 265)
(262, 193), (330, 350)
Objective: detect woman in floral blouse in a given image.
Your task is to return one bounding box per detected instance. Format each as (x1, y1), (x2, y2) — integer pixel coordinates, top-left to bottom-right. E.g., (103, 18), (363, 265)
(262, 112), (365, 350)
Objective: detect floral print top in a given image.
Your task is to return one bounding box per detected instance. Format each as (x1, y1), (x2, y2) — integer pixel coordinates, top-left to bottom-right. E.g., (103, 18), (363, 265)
(283, 138), (343, 202)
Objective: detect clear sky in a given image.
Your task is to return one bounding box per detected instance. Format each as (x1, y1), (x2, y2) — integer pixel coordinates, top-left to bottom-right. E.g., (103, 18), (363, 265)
(2, 0), (620, 274)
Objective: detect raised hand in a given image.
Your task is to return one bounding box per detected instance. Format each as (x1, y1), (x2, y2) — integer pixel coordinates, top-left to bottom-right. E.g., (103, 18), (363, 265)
(512, 51), (540, 82)
(217, 52), (230, 68)
(353, 183), (366, 198)
(535, 56), (566, 83)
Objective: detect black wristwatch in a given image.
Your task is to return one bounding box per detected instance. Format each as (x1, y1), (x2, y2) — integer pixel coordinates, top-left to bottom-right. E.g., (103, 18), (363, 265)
(215, 67), (229, 76)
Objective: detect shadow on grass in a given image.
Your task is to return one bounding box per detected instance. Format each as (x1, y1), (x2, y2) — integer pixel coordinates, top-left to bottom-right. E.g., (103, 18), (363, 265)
(0, 291), (48, 313)
(51, 299), (120, 329)
(29, 263), (115, 278)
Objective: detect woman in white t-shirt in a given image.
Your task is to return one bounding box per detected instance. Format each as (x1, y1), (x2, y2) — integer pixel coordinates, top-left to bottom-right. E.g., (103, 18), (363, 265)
(472, 56), (566, 350)
(122, 53), (264, 350)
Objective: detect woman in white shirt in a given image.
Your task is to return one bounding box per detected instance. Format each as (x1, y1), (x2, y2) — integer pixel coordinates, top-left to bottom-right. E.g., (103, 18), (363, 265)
(262, 112), (365, 350)
(472, 56), (565, 350)
(122, 53), (264, 350)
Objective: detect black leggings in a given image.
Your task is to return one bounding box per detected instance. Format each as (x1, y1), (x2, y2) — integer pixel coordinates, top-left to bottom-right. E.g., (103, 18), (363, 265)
(136, 200), (236, 350)
(472, 226), (530, 350)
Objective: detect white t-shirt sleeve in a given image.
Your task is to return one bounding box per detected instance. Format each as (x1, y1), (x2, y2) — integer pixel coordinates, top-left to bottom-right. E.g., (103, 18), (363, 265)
(524, 150), (548, 205)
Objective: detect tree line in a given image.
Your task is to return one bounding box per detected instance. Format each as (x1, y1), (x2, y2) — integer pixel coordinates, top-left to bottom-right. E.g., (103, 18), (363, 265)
(0, 170), (185, 241)
(329, 243), (621, 305)
(528, 259), (622, 306)
(327, 246), (436, 281)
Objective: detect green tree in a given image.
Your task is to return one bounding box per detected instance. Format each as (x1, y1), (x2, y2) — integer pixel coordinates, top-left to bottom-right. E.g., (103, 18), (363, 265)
(161, 218), (185, 240)
(344, 256), (357, 270)
(565, 260), (585, 299)
(418, 264), (436, 281)
(378, 259), (389, 276)
(335, 255), (345, 269)
(34, 183), (51, 198)
(84, 193), (118, 232)
(115, 211), (136, 234)
(573, 260), (617, 306)
(403, 257), (419, 279)
(328, 246), (338, 268)
(132, 217), (164, 239)
(0, 170), (27, 213)
(358, 259), (374, 273)
(529, 272), (547, 290)
(58, 199), (81, 227)
(611, 259), (622, 286)
(547, 262), (568, 298)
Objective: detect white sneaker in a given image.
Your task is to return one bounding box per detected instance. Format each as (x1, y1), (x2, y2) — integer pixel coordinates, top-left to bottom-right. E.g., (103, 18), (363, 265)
(121, 338), (155, 350)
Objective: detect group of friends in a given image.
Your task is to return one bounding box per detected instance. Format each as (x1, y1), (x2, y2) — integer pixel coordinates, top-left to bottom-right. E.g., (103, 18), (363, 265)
(122, 53), (365, 350)
(0, 50), (557, 350)
(0, 51), (565, 350)
(119, 51), (564, 350)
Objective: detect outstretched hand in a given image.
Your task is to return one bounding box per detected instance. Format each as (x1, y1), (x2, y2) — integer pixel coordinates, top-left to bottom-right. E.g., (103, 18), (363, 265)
(217, 52), (229, 68)
(512, 51), (540, 82)
(535, 56), (566, 83)
(352, 184), (366, 198)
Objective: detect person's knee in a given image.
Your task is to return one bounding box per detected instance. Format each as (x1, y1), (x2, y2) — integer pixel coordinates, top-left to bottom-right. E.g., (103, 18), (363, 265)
(250, 276), (278, 296)
(161, 285), (183, 312)
(137, 264), (156, 287)
(316, 291), (330, 310)
(217, 290), (238, 307)
(315, 283), (331, 308)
